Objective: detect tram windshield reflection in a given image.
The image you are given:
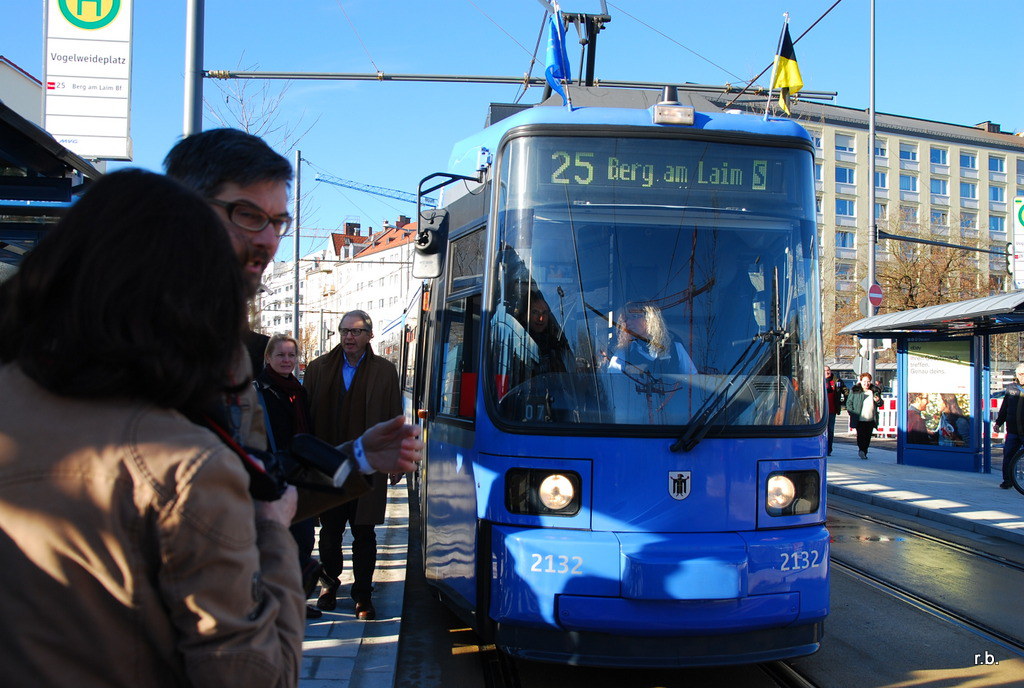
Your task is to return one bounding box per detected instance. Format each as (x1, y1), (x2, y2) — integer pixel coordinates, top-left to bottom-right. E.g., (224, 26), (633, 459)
(487, 136), (822, 431)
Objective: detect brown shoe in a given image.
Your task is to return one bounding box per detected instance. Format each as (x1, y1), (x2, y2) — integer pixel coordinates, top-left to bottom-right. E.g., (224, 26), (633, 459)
(317, 578), (340, 611)
(355, 598), (376, 621)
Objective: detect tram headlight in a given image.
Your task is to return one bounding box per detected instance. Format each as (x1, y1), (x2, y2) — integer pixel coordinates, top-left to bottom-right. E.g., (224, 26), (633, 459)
(765, 470), (820, 517)
(505, 469), (581, 516)
(766, 475), (796, 510)
(538, 474), (575, 510)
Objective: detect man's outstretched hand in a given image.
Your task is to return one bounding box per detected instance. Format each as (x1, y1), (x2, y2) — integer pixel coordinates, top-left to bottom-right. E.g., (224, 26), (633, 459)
(361, 415), (423, 474)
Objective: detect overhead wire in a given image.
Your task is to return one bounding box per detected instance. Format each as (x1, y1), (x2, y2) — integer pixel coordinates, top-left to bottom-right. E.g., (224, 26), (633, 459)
(606, 2), (746, 83)
(332, 0), (382, 73)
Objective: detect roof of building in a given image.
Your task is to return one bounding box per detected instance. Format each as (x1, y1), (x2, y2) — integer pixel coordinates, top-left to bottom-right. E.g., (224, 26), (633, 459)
(703, 91), (1024, 152)
(354, 223), (417, 259)
(840, 290), (1024, 337)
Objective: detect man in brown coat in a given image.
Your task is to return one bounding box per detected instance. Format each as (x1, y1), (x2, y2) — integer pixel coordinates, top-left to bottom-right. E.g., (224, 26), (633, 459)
(304, 310), (403, 620)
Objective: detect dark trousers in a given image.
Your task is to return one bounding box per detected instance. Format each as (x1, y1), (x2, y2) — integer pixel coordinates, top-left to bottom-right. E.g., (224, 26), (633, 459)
(1004, 432), (1022, 484)
(826, 413), (837, 454)
(290, 518), (316, 567)
(855, 421), (875, 453)
(318, 500), (377, 600)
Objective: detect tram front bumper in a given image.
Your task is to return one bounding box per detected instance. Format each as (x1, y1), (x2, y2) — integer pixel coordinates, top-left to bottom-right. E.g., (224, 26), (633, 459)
(490, 524), (829, 636)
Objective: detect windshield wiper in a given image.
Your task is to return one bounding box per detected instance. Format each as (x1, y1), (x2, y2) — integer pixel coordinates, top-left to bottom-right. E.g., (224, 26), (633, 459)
(669, 329), (788, 452)
(671, 264), (790, 453)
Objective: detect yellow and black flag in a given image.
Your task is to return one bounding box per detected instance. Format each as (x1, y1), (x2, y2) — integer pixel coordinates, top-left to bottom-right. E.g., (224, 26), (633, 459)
(771, 24), (803, 115)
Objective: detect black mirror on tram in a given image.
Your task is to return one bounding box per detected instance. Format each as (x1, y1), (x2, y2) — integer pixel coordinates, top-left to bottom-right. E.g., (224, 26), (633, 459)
(412, 207), (448, 280)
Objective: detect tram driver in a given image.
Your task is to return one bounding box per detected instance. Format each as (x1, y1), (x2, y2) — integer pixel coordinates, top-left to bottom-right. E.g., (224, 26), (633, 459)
(606, 301), (698, 377)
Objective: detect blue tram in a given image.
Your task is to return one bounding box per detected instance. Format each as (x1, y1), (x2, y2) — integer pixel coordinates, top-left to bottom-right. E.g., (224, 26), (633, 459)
(405, 87), (828, 667)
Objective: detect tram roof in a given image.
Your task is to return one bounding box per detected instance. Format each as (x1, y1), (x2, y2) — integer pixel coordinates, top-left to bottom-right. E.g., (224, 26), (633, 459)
(446, 87), (812, 177)
(839, 290), (1024, 338)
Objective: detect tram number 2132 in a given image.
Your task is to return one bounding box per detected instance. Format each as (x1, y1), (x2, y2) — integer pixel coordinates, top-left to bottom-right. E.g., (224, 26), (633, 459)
(779, 549), (823, 572)
(530, 553), (584, 575)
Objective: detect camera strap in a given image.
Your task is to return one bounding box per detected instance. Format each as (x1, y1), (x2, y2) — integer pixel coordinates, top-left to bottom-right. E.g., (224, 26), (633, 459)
(198, 413), (287, 501)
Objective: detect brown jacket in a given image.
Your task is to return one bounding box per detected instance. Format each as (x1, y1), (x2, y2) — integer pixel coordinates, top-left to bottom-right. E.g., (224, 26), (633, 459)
(0, 365), (304, 687)
(303, 345), (402, 524)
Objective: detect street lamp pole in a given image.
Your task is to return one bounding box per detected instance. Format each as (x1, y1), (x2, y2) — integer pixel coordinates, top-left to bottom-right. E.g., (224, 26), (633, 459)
(183, 0), (204, 136)
(866, 0), (877, 377)
(293, 150), (301, 343)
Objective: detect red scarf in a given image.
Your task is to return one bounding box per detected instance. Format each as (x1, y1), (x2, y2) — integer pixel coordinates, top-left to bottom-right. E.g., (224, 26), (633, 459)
(261, 366), (311, 434)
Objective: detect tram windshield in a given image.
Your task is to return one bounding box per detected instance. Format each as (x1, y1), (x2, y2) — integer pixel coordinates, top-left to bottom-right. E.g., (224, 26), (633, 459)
(487, 135), (822, 432)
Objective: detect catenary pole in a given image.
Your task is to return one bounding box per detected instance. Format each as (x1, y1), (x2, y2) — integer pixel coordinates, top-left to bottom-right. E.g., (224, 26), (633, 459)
(183, 0), (204, 136)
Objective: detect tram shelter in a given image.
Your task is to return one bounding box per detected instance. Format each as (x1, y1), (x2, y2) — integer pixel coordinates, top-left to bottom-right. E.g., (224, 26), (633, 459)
(0, 98), (100, 275)
(840, 290), (1024, 474)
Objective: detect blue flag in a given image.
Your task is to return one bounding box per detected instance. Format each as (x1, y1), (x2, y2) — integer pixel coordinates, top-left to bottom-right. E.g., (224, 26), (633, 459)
(544, 11), (571, 106)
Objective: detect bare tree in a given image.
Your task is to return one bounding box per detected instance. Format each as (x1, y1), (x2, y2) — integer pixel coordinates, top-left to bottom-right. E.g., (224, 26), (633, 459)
(204, 57), (319, 152)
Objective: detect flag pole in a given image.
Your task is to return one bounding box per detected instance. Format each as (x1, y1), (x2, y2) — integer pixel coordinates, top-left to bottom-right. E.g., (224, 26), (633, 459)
(765, 13), (789, 120)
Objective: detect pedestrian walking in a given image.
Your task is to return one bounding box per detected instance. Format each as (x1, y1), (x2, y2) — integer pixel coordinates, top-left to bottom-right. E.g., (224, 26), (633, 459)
(846, 372), (883, 459)
(993, 363), (1024, 489)
(824, 366), (848, 456)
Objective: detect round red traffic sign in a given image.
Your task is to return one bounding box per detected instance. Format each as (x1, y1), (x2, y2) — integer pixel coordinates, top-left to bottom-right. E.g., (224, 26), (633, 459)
(868, 284), (883, 307)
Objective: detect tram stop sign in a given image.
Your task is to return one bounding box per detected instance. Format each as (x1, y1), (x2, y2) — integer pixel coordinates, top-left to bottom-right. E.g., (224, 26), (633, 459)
(867, 284), (883, 307)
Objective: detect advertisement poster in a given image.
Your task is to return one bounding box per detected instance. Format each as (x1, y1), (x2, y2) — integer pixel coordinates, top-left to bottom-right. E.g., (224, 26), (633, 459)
(906, 340), (971, 447)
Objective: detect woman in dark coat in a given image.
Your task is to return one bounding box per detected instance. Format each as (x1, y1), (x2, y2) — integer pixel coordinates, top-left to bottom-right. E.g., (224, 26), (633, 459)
(846, 372), (883, 459)
(254, 333), (321, 618)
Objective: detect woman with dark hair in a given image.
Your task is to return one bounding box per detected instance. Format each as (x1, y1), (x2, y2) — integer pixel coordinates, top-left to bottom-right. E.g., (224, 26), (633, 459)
(0, 170), (304, 687)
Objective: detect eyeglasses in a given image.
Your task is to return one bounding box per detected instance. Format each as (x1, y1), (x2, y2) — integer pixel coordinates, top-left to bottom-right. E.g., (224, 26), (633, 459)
(340, 327), (370, 336)
(208, 199), (292, 236)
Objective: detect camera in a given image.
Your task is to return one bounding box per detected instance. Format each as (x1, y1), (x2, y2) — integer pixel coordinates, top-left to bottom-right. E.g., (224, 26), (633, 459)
(244, 434), (360, 501)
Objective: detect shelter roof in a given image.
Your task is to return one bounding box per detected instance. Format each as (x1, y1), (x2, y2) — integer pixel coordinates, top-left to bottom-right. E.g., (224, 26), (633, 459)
(839, 291), (1024, 338)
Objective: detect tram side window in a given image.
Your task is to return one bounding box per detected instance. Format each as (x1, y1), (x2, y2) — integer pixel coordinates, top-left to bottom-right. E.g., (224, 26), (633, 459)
(438, 294), (481, 420)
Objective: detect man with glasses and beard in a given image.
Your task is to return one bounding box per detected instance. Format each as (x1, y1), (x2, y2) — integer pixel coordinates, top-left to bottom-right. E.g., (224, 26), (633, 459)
(163, 129), (422, 517)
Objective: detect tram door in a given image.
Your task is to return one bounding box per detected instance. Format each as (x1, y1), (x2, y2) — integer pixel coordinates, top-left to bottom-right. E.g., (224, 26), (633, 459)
(420, 225), (487, 616)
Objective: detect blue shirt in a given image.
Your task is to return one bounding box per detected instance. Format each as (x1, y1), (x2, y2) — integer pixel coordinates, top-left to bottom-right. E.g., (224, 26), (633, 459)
(342, 351), (366, 390)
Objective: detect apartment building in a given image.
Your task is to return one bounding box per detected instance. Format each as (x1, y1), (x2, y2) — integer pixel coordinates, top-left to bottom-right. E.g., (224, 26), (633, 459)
(707, 93), (1024, 363)
(257, 218), (415, 360)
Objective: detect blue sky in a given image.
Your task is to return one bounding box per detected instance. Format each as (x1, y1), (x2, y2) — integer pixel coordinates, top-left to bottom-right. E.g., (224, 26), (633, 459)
(6, 0), (1022, 261)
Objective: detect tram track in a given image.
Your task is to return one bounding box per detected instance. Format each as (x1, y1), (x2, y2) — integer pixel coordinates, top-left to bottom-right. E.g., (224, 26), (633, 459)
(829, 503), (1024, 574)
(830, 556), (1024, 655)
(828, 501), (1024, 657)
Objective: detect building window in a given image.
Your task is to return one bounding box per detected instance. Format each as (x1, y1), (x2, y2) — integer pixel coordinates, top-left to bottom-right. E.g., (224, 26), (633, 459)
(930, 178), (948, 195)
(835, 167), (855, 184)
(1017, 158), (1024, 176)
(835, 134), (855, 153)
(874, 141), (887, 157)
(874, 171), (887, 188)
(930, 210), (948, 226)
(960, 181), (977, 199)
(961, 213), (977, 230)
(990, 215), (1006, 232)
(899, 143), (918, 162)
(900, 205), (918, 223)
(814, 163), (822, 181)
(989, 156), (1006, 173)
(990, 186), (1006, 202)
(835, 198), (855, 217)
(836, 263), (855, 281)
(836, 231), (855, 248)
(899, 174), (918, 192)
(930, 148), (948, 165)
(810, 133), (822, 149)
(815, 196), (822, 213)
(960, 152), (977, 169)
(875, 202), (887, 219)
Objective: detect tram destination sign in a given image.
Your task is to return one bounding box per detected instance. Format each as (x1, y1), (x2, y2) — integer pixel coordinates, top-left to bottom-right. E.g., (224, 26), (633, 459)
(534, 138), (796, 197)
